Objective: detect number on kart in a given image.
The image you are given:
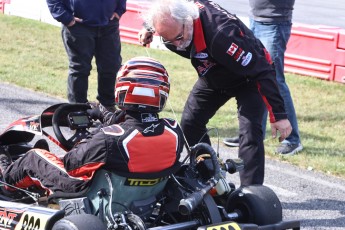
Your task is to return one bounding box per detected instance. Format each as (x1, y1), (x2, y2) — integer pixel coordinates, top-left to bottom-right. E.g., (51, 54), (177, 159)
(203, 222), (242, 230)
(21, 214), (40, 230)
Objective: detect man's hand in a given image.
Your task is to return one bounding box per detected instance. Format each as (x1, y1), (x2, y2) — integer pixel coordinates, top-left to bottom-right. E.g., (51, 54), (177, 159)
(67, 17), (82, 27)
(110, 13), (120, 20)
(87, 107), (102, 120)
(270, 119), (292, 142)
(138, 28), (154, 46)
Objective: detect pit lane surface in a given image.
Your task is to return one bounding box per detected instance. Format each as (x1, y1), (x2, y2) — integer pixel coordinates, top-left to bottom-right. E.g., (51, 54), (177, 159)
(1, 82), (345, 229)
(213, 0), (345, 29)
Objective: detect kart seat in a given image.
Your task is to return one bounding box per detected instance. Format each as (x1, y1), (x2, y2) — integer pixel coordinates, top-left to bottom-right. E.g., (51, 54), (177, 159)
(51, 163), (180, 218)
(85, 169), (170, 217)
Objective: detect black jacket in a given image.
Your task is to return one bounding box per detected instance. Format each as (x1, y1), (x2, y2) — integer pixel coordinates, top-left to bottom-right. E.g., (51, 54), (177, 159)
(46, 0), (127, 26)
(63, 111), (184, 178)
(167, 0), (287, 122)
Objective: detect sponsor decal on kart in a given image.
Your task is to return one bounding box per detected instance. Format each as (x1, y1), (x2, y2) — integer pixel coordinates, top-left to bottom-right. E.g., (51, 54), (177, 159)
(14, 210), (52, 230)
(4, 115), (42, 136)
(0, 208), (24, 229)
(0, 201), (59, 230)
(201, 221), (242, 230)
(125, 177), (166, 186)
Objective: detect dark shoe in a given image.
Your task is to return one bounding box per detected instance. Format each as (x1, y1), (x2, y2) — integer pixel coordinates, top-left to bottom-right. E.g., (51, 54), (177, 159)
(276, 142), (303, 156)
(223, 136), (239, 147)
(0, 152), (13, 195)
(0, 153), (12, 175)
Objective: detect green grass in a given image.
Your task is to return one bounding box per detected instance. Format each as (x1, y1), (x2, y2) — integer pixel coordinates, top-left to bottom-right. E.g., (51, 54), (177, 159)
(1, 14), (345, 179)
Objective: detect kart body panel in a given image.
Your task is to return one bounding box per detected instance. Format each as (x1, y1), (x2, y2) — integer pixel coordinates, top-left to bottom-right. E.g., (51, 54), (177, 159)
(0, 200), (64, 230)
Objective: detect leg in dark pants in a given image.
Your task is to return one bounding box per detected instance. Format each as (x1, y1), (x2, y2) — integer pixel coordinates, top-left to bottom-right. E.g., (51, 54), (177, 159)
(181, 78), (265, 186)
(181, 78), (230, 147)
(95, 19), (122, 107)
(62, 24), (96, 103)
(236, 82), (266, 186)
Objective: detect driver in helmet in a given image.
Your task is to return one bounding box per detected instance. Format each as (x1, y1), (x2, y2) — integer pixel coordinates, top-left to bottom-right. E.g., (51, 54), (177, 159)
(0, 57), (184, 196)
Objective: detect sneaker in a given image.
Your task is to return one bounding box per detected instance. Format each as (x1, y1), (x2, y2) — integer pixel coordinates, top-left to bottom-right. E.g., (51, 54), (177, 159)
(223, 136), (239, 147)
(276, 142), (303, 156)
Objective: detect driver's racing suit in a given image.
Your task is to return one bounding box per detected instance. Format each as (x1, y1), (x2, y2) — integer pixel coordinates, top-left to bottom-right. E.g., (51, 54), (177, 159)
(3, 111), (184, 195)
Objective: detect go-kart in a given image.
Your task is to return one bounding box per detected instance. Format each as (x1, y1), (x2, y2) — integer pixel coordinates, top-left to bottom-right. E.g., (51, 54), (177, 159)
(0, 103), (300, 230)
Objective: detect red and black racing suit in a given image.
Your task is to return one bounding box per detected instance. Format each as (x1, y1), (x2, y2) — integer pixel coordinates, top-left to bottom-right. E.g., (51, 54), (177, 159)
(3, 111), (184, 195)
(166, 0), (288, 186)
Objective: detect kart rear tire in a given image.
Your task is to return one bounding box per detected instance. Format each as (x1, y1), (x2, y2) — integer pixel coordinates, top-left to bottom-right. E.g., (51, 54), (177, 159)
(52, 214), (107, 230)
(226, 185), (282, 225)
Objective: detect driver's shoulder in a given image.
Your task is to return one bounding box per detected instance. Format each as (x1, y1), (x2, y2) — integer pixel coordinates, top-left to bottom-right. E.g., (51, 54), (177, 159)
(161, 118), (178, 128)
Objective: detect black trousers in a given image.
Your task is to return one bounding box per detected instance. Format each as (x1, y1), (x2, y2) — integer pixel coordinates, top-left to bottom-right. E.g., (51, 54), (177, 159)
(180, 77), (265, 186)
(62, 19), (122, 106)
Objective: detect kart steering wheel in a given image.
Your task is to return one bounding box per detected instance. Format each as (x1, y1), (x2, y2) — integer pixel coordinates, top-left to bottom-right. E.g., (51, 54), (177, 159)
(52, 103), (92, 151)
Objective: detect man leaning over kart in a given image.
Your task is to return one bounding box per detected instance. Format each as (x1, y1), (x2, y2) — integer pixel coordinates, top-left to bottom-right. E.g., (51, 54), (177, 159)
(0, 57), (184, 197)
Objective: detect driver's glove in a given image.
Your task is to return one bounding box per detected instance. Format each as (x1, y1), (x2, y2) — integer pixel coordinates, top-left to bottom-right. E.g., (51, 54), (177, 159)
(99, 104), (126, 126)
(87, 107), (102, 121)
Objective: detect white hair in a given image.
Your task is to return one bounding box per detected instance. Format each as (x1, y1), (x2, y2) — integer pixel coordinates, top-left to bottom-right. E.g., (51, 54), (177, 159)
(142, 0), (200, 29)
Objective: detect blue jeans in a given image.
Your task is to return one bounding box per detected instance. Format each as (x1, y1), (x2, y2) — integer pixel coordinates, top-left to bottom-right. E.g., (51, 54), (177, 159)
(62, 19), (122, 106)
(250, 19), (301, 145)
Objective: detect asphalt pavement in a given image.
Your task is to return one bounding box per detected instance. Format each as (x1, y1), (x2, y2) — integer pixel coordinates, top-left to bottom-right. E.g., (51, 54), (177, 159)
(1, 82), (345, 229)
(213, 0), (345, 29)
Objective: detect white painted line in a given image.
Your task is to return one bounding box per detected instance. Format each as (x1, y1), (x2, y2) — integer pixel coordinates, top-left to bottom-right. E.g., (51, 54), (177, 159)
(266, 164), (345, 192)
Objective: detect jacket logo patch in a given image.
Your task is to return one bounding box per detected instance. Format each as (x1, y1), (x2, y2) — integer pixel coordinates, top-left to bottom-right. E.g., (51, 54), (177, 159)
(241, 52), (252, 66)
(194, 52), (208, 59)
(234, 48), (244, 62)
(141, 113), (158, 123)
(196, 60), (216, 76)
(143, 124), (160, 133)
(226, 43), (238, 56)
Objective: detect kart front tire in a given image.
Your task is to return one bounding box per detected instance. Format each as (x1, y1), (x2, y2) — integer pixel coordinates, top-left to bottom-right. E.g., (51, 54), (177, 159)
(226, 185), (282, 225)
(52, 214), (107, 230)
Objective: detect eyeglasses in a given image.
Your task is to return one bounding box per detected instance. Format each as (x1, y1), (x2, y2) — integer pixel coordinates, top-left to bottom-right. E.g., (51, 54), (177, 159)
(161, 24), (185, 45)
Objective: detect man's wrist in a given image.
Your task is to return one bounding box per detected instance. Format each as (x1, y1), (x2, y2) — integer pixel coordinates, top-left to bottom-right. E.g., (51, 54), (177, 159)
(67, 18), (76, 27)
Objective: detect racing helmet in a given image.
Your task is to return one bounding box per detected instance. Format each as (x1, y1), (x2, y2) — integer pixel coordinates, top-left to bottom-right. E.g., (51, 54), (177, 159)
(115, 57), (170, 113)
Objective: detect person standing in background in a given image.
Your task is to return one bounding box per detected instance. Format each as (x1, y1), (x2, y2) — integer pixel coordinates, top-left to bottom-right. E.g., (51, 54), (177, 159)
(224, 0), (303, 155)
(46, 0), (126, 112)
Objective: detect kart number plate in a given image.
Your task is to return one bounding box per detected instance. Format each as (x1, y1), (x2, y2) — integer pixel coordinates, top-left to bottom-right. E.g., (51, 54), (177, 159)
(198, 221), (242, 230)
